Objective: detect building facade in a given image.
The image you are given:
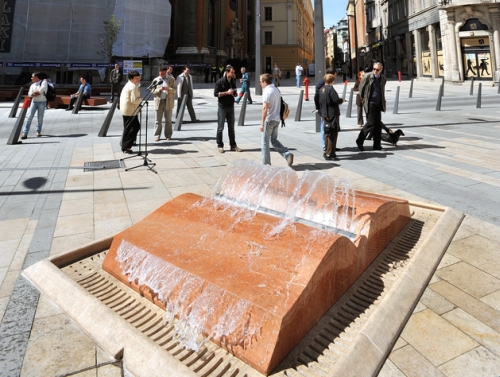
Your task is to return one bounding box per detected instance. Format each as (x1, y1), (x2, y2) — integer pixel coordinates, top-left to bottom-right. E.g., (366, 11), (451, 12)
(259, 0), (314, 75)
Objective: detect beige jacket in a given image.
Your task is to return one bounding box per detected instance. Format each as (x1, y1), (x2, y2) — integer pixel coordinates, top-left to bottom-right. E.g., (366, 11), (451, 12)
(120, 80), (142, 116)
(152, 75), (176, 111)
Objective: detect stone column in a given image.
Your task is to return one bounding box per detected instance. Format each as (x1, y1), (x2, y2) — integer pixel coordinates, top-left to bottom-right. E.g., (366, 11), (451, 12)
(406, 31), (414, 77)
(447, 11), (461, 82)
(489, 7), (500, 82)
(428, 24), (439, 78)
(176, 0), (199, 54)
(414, 29), (423, 78)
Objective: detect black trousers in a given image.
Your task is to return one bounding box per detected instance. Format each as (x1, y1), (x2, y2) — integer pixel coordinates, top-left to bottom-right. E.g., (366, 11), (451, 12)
(121, 115), (140, 150)
(68, 94), (89, 109)
(110, 83), (121, 101)
(356, 104), (382, 149)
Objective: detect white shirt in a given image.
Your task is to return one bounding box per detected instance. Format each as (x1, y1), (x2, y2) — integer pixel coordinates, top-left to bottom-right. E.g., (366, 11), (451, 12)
(262, 84), (281, 122)
(296, 66), (303, 76)
(29, 80), (48, 102)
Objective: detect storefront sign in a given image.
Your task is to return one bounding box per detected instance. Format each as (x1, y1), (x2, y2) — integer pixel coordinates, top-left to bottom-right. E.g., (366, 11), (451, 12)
(123, 60), (143, 74)
(68, 63), (110, 68)
(461, 38), (489, 47)
(6, 62), (61, 67)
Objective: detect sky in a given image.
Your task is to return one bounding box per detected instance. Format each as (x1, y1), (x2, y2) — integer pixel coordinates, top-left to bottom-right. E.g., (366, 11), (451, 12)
(321, 0), (348, 29)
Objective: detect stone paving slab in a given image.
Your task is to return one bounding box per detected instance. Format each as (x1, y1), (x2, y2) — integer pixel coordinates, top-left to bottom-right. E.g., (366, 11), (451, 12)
(1, 77), (500, 376)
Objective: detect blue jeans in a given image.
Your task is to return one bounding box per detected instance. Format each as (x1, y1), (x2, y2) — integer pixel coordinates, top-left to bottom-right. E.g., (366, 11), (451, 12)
(216, 106), (236, 148)
(23, 100), (46, 135)
(296, 75), (301, 87)
(262, 120), (290, 165)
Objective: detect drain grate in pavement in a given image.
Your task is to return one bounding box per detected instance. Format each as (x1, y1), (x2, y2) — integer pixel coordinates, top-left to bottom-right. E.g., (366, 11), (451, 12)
(83, 160), (124, 172)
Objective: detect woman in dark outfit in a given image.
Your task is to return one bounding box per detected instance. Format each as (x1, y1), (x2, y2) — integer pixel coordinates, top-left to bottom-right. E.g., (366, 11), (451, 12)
(319, 72), (344, 160)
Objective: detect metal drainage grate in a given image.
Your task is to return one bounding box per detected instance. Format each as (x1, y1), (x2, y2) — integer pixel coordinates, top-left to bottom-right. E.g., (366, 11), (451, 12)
(84, 160), (125, 172)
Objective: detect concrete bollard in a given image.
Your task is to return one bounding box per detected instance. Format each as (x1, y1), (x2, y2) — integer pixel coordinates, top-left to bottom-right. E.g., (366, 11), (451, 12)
(342, 81), (348, 100)
(294, 90), (304, 122)
(237, 93), (249, 126)
(72, 93), (85, 114)
(98, 98), (119, 137)
(174, 95), (188, 131)
(393, 86), (400, 114)
(9, 88), (24, 118)
(345, 88), (354, 118)
(476, 83), (482, 108)
(7, 98), (31, 145)
(470, 77), (475, 96)
(409, 78), (414, 98)
(435, 84), (444, 111)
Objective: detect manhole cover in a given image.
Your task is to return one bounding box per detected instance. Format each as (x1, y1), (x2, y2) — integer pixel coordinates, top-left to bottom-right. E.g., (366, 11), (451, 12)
(84, 160), (124, 172)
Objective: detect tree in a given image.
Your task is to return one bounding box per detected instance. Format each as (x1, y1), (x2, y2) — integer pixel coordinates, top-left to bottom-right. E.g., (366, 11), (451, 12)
(98, 15), (122, 64)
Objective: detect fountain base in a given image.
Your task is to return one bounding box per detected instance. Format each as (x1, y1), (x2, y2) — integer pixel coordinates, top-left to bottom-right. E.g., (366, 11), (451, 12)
(102, 191), (411, 375)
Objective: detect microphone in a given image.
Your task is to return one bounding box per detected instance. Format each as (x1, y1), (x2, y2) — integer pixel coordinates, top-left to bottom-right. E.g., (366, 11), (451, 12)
(147, 78), (163, 90)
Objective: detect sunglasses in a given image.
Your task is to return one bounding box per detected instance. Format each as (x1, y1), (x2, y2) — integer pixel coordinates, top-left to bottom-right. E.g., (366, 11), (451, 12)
(373, 68), (381, 72)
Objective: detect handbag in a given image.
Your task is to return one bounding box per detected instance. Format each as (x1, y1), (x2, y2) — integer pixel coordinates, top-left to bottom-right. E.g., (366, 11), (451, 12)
(323, 116), (339, 134)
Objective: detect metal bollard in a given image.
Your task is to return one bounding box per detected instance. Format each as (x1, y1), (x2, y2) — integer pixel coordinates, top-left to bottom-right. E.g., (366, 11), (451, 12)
(470, 77), (475, 96)
(237, 93), (249, 126)
(7, 98), (31, 145)
(435, 84), (444, 111)
(174, 95), (188, 131)
(409, 78), (414, 98)
(345, 88), (354, 118)
(476, 83), (482, 108)
(98, 98), (119, 137)
(9, 88), (24, 118)
(72, 93), (85, 114)
(295, 90), (304, 121)
(441, 77), (445, 97)
(393, 86), (400, 114)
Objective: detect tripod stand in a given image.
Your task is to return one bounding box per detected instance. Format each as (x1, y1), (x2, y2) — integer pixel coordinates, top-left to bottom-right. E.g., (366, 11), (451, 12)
(121, 81), (160, 174)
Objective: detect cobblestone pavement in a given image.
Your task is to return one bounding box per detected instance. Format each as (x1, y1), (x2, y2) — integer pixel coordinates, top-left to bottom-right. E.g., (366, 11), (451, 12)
(1, 76), (499, 376)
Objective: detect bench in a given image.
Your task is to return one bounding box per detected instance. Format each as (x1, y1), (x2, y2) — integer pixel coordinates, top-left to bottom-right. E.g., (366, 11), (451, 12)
(23, 95), (108, 109)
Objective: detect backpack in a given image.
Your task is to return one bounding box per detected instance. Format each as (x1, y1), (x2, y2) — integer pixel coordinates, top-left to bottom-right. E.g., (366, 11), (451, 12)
(45, 82), (56, 102)
(280, 97), (290, 127)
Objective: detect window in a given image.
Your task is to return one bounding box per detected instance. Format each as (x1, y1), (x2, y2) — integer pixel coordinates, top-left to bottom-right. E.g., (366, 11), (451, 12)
(264, 7), (272, 21)
(264, 31), (272, 45)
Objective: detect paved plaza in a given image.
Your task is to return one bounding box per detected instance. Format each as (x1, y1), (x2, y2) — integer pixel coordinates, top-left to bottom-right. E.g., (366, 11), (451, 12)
(1, 76), (500, 376)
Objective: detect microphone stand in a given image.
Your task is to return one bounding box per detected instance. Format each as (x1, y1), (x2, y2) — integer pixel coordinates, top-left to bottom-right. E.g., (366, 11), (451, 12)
(121, 79), (161, 174)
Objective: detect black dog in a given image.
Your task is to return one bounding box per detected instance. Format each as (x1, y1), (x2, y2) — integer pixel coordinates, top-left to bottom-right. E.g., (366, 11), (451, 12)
(382, 129), (405, 146)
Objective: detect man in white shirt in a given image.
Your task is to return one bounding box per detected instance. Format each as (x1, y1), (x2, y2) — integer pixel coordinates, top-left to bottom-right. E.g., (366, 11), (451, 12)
(21, 72), (48, 139)
(259, 73), (293, 166)
(295, 63), (303, 88)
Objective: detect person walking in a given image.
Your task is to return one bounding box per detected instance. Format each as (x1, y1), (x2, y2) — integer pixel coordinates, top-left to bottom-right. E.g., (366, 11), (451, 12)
(66, 76), (91, 110)
(109, 63), (123, 103)
(295, 63), (303, 88)
(235, 67), (252, 104)
(152, 66), (176, 141)
(314, 67), (335, 154)
(119, 70), (143, 154)
(341, 62), (349, 81)
(356, 62), (387, 151)
(259, 73), (294, 167)
(21, 72), (48, 139)
(272, 63), (281, 87)
(353, 70), (365, 127)
(214, 65), (242, 154)
(319, 72), (344, 160)
(176, 66), (199, 122)
(211, 64), (218, 83)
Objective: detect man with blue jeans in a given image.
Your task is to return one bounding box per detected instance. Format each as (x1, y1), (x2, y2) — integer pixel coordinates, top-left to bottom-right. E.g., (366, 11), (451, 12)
(214, 65), (242, 153)
(21, 72), (48, 139)
(259, 73), (294, 167)
(67, 76), (91, 110)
